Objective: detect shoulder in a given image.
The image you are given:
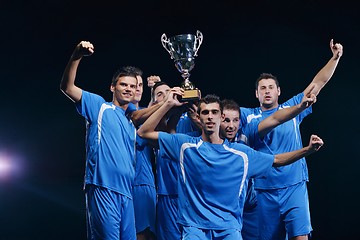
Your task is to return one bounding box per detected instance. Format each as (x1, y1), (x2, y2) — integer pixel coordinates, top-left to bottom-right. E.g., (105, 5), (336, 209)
(281, 92), (304, 106)
(240, 106), (258, 114)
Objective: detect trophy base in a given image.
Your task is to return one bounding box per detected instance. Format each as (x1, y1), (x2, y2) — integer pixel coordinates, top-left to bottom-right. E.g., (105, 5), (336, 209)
(181, 89), (201, 102)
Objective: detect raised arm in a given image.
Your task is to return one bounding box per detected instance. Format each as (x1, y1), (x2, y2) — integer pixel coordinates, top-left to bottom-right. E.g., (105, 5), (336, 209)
(146, 75), (161, 107)
(137, 87), (184, 140)
(60, 41), (94, 102)
(303, 39), (343, 97)
(258, 88), (316, 138)
(273, 134), (324, 167)
(131, 100), (165, 127)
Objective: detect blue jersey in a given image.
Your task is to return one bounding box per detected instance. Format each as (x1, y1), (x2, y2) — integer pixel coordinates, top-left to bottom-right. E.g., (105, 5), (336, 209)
(176, 112), (199, 133)
(156, 112), (200, 196)
(76, 90), (136, 198)
(131, 106), (155, 188)
(155, 148), (179, 195)
(240, 93), (312, 189)
(158, 132), (274, 230)
(134, 136), (155, 187)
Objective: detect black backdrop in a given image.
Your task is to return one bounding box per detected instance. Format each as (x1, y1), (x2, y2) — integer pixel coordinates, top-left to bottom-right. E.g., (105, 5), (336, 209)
(0, 1), (358, 239)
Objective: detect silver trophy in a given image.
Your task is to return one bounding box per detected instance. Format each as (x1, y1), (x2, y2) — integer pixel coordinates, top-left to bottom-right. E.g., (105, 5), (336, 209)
(161, 30), (203, 101)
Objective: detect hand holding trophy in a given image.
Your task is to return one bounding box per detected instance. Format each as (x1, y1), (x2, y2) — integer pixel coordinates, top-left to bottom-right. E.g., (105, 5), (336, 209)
(161, 30), (203, 102)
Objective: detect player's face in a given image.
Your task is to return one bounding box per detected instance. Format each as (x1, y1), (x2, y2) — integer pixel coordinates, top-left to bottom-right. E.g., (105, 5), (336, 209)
(132, 75), (143, 104)
(111, 76), (137, 106)
(198, 102), (222, 134)
(256, 78), (280, 110)
(220, 109), (240, 141)
(154, 84), (170, 103)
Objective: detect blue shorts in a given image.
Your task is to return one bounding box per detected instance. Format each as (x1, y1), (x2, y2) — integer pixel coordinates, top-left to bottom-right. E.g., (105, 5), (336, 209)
(242, 179), (259, 240)
(257, 181), (312, 239)
(181, 226), (242, 240)
(242, 205), (259, 240)
(133, 184), (156, 234)
(85, 185), (136, 240)
(156, 194), (180, 240)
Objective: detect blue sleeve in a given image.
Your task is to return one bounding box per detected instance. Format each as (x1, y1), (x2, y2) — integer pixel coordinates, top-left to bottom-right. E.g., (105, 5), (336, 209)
(282, 93), (312, 123)
(158, 132), (191, 162)
(75, 90), (105, 122)
(126, 102), (138, 117)
(241, 121), (262, 147)
(176, 112), (198, 133)
(240, 107), (252, 128)
(246, 146), (274, 178)
(136, 135), (149, 150)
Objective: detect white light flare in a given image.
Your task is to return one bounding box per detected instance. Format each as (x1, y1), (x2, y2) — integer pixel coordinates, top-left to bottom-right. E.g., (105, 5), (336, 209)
(0, 151), (24, 182)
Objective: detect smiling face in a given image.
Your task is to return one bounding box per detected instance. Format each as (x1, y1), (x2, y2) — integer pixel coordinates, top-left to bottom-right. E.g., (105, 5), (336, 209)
(220, 108), (240, 141)
(256, 78), (280, 110)
(132, 75), (143, 105)
(111, 76), (137, 108)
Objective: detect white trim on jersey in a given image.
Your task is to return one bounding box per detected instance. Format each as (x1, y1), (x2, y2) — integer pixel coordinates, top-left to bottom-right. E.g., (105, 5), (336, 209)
(179, 140), (203, 184)
(97, 104), (116, 144)
(223, 144), (249, 198)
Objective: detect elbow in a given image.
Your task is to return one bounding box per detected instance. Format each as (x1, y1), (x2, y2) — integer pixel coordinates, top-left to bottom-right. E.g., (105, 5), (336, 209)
(60, 82), (66, 92)
(60, 84), (71, 98)
(137, 128), (144, 138)
(131, 114), (142, 127)
(272, 162), (280, 167)
(60, 79), (69, 94)
(272, 156), (282, 167)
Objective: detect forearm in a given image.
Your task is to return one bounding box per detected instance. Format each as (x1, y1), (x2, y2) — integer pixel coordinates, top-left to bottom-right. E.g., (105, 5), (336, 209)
(131, 101), (164, 127)
(60, 56), (82, 102)
(273, 146), (313, 167)
(258, 104), (303, 138)
(137, 102), (173, 138)
(306, 56), (339, 96)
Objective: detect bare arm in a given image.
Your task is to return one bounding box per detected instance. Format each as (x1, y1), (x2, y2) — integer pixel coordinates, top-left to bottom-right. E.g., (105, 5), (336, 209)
(273, 134), (323, 167)
(60, 41), (94, 102)
(258, 88), (316, 138)
(131, 100), (165, 127)
(146, 75), (161, 107)
(303, 39), (343, 97)
(137, 87), (184, 140)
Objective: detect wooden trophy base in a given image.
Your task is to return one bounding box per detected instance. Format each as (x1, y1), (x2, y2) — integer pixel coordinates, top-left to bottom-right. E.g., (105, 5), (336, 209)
(181, 89), (201, 102)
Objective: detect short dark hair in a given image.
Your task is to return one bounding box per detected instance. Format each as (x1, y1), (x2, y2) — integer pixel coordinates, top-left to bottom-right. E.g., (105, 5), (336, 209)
(111, 66), (142, 86)
(152, 81), (170, 99)
(221, 99), (240, 112)
(255, 73), (279, 89)
(152, 81), (169, 92)
(221, 99), (240, 120)
(197, 94), (222, 114)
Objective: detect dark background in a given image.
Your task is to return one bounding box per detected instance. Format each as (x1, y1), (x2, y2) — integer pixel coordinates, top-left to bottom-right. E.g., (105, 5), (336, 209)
(0, 1), (358, 239)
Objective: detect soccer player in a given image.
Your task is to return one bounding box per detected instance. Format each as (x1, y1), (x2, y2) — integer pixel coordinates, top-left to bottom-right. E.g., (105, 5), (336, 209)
(138, 90), (324, 240)
(240, 39), (343, 239)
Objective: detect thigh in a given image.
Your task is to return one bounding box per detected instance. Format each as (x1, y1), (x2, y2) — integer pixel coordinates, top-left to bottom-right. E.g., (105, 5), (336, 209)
(120, 196), (136, 240)
(85, 185), (121, 240)
(133, 185), (156, 234)
(85, 185), (136, 240)
(241, 206), (259, 240)
(157, 195), (180, 240)
(281, 181), (312, 238)
(256, 189), (286, 240)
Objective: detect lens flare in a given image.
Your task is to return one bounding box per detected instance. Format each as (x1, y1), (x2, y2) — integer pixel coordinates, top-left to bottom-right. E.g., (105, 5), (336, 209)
(0, 151), (24, 182)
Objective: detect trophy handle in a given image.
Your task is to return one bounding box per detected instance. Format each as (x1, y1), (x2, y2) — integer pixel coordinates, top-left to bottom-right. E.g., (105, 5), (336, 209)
(194, 30), (203, 57)
(161, 33), (174, 59)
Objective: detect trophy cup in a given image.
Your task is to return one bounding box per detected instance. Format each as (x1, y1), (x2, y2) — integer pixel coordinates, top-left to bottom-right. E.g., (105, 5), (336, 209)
(161, 30), (203, 102)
